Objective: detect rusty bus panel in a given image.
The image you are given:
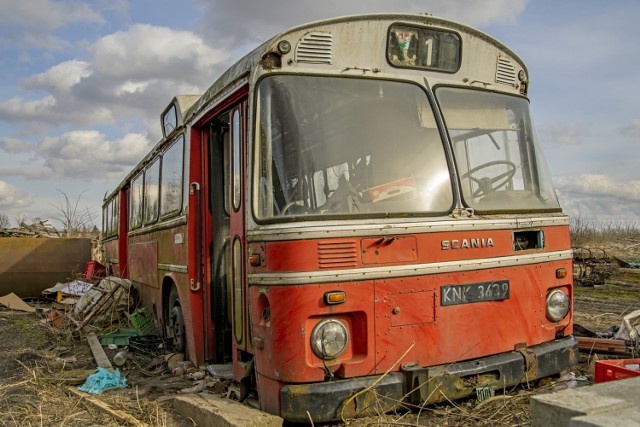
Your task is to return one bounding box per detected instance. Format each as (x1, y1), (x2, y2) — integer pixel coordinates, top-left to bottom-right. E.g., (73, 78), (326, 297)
(0, 237), (91, 297)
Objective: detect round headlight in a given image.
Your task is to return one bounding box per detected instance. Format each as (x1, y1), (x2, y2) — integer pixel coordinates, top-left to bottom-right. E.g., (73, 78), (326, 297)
(546, 289), (570, 322)
(310, 318), (348, 360)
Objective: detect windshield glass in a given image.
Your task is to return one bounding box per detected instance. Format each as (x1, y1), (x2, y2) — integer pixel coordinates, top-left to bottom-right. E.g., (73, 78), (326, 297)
(254, 76), (453, 221)
(437, 87), (560, 212)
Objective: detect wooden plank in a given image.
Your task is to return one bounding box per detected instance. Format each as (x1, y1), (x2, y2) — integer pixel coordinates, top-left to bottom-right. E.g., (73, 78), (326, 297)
(86, 332), (113, 370)
(68, 387), (150, 427)
(577, 336), (627, 353)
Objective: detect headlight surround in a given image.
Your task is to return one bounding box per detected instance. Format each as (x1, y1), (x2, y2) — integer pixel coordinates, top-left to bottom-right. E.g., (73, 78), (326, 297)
(546, 288), (570, 322)
(310, 318), (349, 360)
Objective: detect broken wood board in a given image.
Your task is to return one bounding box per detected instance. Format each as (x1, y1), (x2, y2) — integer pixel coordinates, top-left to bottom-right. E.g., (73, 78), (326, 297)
(87, 332), (113, 370)
(0, 292), (36, 313)
(577, 336), (628, 354)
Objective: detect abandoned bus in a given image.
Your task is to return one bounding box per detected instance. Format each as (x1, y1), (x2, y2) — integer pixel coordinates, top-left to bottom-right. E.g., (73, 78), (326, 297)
(102, 13), (577, 422)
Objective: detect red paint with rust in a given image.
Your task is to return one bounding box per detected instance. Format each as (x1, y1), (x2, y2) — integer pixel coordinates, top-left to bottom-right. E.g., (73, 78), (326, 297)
(248, 224), (572, 415)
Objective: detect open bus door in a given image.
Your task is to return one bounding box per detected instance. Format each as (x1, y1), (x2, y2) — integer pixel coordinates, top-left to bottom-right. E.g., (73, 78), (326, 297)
(228, 103), (250, 377)
(207, 112), (233, 364)
(205, 99), (248, 366)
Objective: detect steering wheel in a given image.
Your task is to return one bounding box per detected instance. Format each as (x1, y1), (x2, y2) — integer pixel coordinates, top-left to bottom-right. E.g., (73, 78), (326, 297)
(280, 200), (305, 216)
(462, 160), (517, 197)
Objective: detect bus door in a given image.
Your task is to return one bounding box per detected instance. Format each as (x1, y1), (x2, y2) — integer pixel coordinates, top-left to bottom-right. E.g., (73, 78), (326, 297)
(228, 102), (250, 377)
(208, 112), (232, 363)
(207, 99), (248, 366)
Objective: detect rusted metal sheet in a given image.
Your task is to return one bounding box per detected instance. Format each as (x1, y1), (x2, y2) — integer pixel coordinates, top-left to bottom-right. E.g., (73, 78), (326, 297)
(0, 237), (92, 297)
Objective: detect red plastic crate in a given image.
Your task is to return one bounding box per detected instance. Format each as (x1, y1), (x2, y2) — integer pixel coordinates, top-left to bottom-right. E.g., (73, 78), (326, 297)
(594, 359), (640, 383)
(84, 260), (106, 281)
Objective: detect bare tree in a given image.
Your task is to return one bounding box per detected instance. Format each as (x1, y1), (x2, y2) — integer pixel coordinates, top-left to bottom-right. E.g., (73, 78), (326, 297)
(14, 213), (27, 227)
(0, 212), (9, 229)
(51, 190), (96, 237)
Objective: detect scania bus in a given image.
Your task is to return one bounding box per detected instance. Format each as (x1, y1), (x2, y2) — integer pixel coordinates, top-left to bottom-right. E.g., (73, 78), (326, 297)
(102, 13), (577, 422)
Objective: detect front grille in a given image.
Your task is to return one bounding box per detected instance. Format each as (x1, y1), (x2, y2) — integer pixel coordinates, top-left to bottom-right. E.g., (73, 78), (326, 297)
(317, 240), (358, 269)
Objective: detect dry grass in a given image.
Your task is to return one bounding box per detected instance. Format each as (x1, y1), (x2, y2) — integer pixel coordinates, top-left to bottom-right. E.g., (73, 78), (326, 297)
(339, 383), (552, 426)
(0, 359), (173, 427)
(0, 312), (177, 427)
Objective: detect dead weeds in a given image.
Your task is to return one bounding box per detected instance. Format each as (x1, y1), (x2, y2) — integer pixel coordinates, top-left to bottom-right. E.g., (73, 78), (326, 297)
(0, 310), (191, 427)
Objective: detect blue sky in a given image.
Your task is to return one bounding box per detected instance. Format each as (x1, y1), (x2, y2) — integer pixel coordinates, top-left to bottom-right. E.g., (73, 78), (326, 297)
(0, 0), (638, 229)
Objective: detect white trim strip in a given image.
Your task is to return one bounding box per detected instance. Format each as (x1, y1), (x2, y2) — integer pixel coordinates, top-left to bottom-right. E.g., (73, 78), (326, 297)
(247, 215), (569, 242)
(248, 250), (573, 285)
(158, 263), (188, 274)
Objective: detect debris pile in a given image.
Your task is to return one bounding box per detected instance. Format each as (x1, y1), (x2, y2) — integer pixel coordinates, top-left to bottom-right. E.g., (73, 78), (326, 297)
(572, 247), (618, 286)
(0, 220), (61, 238)
(575, 310), (640, 358)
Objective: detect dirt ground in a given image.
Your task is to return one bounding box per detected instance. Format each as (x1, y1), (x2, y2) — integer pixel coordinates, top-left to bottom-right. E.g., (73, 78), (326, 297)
(0, 242), (638, 427)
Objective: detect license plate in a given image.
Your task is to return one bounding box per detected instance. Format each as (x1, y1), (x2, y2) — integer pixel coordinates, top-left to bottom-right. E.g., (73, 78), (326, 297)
(440, 280), (510, 306)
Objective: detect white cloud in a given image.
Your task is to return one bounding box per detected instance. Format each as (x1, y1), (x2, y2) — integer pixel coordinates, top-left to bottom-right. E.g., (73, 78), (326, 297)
(35, 130), (151, 179)
(0, 24), (227, 135)
(90, 24), (226, 81)
(539, 123), (590, 146)
(0, 130), (151, 181)
(0, 0), (104, 51)
(619, 118), (640, 136)
(0, 180), (33, 210)
(554, 174), (640, 221)
(25, 60), (92, 93)
(555, 174), (640, 202)
(0, 0), (104, 31)
(0, 137), (32, 154)
(0, 96), (57, 120)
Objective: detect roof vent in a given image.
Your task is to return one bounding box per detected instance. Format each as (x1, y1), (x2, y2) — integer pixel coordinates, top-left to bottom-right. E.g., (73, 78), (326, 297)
(295, 32), (333, 64)
(495, 56), (517, 87)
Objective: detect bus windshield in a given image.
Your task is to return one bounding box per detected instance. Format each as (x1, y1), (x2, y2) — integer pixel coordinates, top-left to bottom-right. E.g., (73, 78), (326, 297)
(254, 76), (453, 220)
(437, 87), (561, 212)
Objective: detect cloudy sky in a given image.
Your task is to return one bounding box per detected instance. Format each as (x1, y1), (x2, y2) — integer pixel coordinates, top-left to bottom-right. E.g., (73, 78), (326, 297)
(0, 0), (638, 229)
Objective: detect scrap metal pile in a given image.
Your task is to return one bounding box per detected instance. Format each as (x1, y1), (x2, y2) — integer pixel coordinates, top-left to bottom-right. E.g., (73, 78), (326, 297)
(572, 247), (619, 286)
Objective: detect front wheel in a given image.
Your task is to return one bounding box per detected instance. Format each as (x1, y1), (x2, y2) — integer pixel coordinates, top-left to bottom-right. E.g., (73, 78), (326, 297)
(167, 287), (186, 353)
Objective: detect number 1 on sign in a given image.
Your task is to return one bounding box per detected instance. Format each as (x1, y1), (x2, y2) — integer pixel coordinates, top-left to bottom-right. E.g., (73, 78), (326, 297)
(424, 38), (433, 66)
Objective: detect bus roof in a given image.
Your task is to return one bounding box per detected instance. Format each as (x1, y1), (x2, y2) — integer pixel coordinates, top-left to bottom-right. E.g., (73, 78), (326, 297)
(185, 13), (524, 122)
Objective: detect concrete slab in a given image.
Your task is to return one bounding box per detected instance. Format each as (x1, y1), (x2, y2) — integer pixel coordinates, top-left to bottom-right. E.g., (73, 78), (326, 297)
(571, 407), (640, 427)
(530, 376), (640, 427)
(173, 393), (283, 427)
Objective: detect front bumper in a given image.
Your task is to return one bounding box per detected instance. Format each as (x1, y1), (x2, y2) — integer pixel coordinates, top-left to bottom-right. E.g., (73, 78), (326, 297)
(280, 335), (578, 423)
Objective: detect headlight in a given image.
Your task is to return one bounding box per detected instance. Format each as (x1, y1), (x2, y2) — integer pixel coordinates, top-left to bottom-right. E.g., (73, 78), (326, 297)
(310, 318), (349, 360)
(546, 289), (570, 322)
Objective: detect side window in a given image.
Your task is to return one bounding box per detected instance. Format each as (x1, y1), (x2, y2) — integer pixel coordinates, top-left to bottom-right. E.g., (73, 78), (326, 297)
(232, 109), (241, 211)
(103, 204), (109, 236)
(161, 136), (184, 217)
(144, 158), (160, 225)
(130, 173), (144, 230)
(223, 129), (230, 215)
(112, 197), (119, 236)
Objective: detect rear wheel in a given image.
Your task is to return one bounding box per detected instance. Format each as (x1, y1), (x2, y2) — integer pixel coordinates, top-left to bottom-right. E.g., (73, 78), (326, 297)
(168, 287), (186, 353)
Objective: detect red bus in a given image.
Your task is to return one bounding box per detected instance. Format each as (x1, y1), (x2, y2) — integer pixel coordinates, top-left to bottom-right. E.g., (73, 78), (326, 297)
(102, 13), (577, 423)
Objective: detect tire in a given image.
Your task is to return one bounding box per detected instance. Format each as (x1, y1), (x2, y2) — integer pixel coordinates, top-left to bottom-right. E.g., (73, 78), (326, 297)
(168, 287), (186, 353)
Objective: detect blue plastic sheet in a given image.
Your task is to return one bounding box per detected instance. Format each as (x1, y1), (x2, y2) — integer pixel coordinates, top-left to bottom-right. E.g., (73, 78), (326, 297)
(78, 367), (128, 394)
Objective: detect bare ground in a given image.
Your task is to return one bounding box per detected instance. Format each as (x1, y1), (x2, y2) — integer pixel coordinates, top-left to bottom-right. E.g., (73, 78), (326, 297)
(0, 243), (638, 427)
